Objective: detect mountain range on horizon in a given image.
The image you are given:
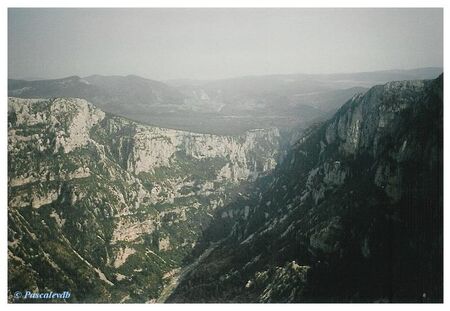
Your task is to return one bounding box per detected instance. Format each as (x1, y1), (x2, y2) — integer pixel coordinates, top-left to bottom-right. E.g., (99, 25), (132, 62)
(11, 67), (443, 84)
(8, 67), (443, 135)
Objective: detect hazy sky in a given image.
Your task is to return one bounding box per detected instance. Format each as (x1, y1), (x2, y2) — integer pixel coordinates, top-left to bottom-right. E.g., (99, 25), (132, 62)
(8, 8), (443, 81)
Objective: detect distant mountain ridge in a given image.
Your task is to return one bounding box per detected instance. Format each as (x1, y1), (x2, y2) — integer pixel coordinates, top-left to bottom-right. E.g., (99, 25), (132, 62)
(8, 67), (442, 135)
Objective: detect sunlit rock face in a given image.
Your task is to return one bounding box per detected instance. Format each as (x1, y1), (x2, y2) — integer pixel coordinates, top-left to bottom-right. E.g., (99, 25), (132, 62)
(168, 76), (443, 303)
(127, 124), (279, 180)
(7, 97), (282, 302)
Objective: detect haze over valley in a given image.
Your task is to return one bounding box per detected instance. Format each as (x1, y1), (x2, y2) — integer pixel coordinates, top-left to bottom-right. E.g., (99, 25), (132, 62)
(8, 67), (442, 135)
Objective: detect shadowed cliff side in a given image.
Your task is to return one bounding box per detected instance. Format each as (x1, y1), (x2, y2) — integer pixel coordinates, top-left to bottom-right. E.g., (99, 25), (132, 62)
(167, 74), (443, 303)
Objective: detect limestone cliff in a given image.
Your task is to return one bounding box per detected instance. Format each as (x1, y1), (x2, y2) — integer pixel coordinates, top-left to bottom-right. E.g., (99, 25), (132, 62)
(7, 97), (281, 302)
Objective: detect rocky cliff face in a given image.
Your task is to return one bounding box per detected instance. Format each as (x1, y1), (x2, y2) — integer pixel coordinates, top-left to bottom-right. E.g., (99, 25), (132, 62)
(167, 75), (443, 302)
(7, 97), (281, 302)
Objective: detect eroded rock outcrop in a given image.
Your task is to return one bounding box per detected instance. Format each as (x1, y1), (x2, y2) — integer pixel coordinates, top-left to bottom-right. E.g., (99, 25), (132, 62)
(7, 97), (282, 302)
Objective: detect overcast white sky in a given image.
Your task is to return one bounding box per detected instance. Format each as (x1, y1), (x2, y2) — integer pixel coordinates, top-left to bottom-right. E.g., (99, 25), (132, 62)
(8, 8), (443, 80)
